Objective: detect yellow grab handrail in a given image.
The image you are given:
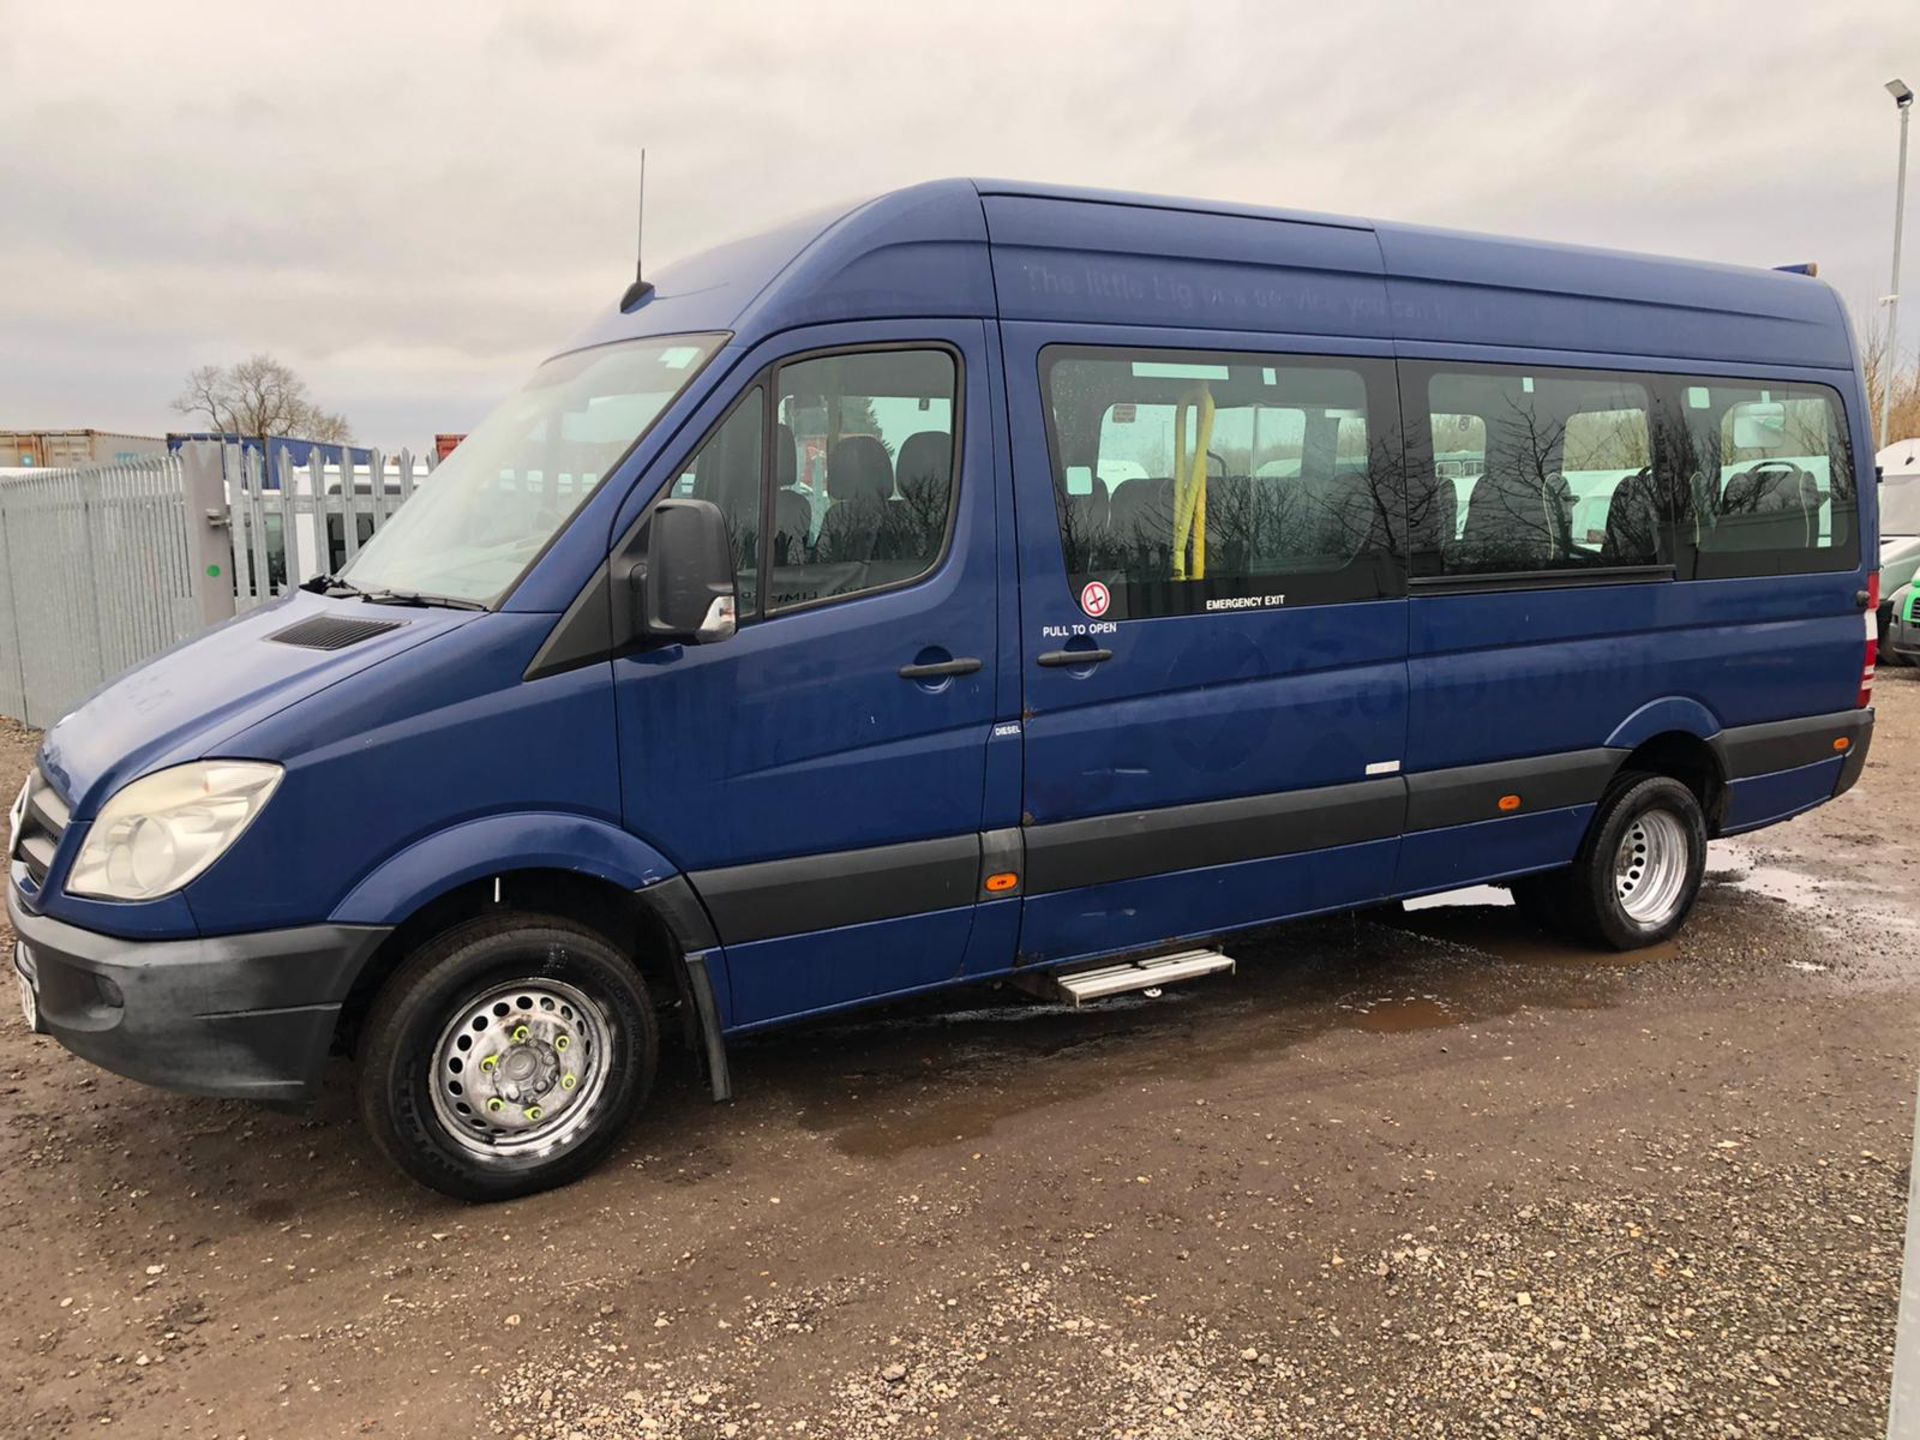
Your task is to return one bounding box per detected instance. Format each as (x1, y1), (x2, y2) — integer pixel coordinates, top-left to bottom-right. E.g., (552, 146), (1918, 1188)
(1171, 384), (1215, 579)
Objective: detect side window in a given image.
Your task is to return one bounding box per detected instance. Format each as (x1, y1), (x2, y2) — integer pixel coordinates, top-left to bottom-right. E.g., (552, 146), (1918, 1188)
(1427, 414), (1486, 546)
(1041, 347), (1400, 618)
(673, 386), (764, 612)
(768, 348), (958, 611)
(1654, 378), (1858, 577)
(1405, 365), (1660, 576)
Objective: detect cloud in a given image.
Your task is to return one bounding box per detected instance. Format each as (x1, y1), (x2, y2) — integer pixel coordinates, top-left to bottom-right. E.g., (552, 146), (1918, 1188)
(0, 0), (1915, 443)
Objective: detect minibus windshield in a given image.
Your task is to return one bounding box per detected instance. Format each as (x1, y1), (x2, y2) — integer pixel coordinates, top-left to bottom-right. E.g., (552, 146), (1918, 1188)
(342, 333), (725, 605)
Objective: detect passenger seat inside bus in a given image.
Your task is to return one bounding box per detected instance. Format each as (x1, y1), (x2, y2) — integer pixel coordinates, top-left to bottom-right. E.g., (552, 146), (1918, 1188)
(892, 431), (953, 559)
(772, 422), (812, 563)
(1461, 466), (1574, 566)
(816, 435), (894, 563)
(1063, 474), (1111, 564)
(1600, 467), (1662, 565)
(1715, 462), (1820, 549)
(1416, 472), (1462, 551)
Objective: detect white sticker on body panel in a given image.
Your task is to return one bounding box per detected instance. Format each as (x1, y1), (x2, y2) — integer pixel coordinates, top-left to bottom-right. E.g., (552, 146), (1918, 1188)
(1205, 594), (1287, 611)
(1040, 621), (1117, 640)
(1364, 760), (1402, 776)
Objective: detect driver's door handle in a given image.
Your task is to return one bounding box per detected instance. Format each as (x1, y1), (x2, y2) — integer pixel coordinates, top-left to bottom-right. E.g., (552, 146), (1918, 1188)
(898, 657), (983, 679)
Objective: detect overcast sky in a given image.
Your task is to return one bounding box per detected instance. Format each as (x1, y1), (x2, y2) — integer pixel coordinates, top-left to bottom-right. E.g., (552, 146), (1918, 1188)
(1, 0), (1916, 449)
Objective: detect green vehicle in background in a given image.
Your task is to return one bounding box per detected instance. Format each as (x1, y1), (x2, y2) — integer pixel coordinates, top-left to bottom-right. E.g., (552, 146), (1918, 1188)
(1886, 580), (1919, 666)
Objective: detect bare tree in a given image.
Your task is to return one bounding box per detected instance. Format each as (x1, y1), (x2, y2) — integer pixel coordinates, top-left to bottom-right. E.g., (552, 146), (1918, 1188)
(172, 354), (353, 444)
(1862, 318), (1920, 450)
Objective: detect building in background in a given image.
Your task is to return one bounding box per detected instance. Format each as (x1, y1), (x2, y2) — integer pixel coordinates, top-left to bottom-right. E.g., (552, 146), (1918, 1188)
(0, 429), (166, 468)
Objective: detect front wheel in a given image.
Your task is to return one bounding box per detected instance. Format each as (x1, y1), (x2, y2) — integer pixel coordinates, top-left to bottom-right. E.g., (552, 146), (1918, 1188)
(357, 913), (658, 1201)
(1563, 773), (1708, 951)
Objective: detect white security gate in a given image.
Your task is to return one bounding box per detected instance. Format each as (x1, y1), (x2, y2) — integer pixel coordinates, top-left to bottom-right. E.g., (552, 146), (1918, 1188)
(223, 442), (433, 611)
(0, 440), (431, 728)
(0, 457), (201, 728)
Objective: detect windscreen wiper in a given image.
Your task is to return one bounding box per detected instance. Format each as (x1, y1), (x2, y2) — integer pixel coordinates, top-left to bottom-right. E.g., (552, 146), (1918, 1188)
(358, 587), (487, 612)
(301, 573), (371, 599)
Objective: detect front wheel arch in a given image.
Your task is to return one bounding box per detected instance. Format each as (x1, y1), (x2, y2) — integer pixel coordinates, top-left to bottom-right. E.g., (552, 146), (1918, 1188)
(334, 867), (701, 1063)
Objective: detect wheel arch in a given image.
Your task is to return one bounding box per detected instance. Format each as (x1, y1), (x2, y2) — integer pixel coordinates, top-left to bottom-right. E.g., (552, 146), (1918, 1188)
(1611, 730), (1727, 834)
(329, 811), (681, 926)
(326, 813), (720, 1060)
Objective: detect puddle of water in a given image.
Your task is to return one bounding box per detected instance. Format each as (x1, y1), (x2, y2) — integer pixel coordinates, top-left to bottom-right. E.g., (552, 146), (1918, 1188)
(1340, 995), (1459, 1033)
(1391, 903), (1673, 969)
(1706, 839), (1919, 941)
(759, 910), (1640, 1161)
(1710, 841), (1834, 909)
(743, 833), (1919, 1162)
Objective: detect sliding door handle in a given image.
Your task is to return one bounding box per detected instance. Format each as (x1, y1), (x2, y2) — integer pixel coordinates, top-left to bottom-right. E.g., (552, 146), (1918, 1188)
(1036, 648), (1113, 668)
(899, 657), (983, 680)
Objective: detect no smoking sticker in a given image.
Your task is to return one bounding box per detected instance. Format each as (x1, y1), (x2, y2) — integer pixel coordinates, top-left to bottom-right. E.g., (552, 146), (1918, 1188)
(1079, 580), (1110, 618)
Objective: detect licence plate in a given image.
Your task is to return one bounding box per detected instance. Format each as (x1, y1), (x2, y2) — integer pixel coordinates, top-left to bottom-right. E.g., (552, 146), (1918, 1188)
(13, 943), (39, 1033)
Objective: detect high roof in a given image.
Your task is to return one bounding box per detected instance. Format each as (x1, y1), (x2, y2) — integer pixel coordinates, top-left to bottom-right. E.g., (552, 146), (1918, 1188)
(564, 178), (1854, 372)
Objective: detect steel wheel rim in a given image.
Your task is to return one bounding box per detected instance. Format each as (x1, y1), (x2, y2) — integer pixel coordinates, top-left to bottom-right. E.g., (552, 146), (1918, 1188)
(1613, 806), (1689, 925)
(428, 977), (614, 1161)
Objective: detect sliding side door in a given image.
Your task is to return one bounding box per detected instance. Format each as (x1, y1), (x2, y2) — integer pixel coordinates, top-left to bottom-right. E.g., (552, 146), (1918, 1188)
(1003, 324), (1411, 964)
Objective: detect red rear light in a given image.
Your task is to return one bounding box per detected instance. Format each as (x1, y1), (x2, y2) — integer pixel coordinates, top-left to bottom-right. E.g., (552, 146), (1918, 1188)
(1861, 571), (1879, 708)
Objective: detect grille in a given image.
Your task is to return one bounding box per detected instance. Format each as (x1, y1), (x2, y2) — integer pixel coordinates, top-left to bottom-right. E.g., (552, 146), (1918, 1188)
(11, 768), (69, 889)
(268, 615), (405, 651)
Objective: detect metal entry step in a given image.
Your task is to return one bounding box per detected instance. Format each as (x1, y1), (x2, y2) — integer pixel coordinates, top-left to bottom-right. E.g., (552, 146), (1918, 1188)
(1021, 948), (1236, 1006)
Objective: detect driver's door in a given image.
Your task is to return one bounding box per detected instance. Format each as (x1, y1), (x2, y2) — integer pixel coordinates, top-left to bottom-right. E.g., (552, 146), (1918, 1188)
(612, 321), (1001, 1030)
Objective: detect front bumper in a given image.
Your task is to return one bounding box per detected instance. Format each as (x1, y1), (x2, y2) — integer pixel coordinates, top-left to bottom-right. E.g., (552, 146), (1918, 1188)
(8, 886), (388, 1104)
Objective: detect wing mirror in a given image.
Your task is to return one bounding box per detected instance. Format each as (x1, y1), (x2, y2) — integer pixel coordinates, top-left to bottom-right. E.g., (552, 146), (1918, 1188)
(634, 498), (737, 644)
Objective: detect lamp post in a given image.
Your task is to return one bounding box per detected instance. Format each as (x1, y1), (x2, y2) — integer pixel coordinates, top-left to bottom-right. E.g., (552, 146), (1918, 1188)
(1884, 79), (1912, 450)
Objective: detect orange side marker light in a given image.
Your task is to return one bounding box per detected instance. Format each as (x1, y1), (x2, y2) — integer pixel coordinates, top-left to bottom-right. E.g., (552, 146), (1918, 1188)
(1497, 794), (1522, 813)
(985, 872), (1020, 893)
(1833, 737), (1851, 752)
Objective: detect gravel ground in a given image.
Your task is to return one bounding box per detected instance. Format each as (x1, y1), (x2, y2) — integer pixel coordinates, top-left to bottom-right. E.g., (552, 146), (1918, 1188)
(1, 676), (1916, 1438)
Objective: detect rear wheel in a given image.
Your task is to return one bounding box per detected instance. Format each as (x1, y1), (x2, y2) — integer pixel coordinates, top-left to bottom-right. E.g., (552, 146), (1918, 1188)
(1562, 773), (1707, 950)
(358, 913), (657, 1202)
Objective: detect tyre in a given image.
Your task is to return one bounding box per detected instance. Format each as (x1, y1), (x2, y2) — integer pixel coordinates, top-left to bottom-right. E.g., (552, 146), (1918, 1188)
(1561, 773), (1708, 951)
(357, 913), (658, 1202)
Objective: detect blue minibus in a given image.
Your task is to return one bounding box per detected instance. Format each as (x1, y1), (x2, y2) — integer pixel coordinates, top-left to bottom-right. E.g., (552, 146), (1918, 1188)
(7, 181), (1879, 1199)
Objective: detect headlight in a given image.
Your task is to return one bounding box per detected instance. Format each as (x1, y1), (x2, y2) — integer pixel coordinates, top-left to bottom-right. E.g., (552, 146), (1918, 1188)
(6, 775), (27, 857)
(67, 761), (283, 901)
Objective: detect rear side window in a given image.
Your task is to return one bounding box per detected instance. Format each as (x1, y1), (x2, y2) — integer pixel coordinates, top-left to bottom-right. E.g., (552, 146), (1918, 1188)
(1655, 380), (1858, 577)
(1041, 346), (1402, 618)
(1404, 365), (1661, 576)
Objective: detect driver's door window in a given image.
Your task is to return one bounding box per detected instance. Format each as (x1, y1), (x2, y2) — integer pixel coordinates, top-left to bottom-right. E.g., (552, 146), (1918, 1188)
(671, 387), (764, 613)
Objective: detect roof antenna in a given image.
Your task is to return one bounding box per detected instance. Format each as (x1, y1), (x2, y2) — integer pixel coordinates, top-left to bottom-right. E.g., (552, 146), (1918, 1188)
(620, 149), (655, 311)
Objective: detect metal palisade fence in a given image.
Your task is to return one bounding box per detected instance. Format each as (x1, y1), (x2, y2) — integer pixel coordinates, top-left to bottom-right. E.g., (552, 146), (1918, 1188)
(225, 441), (433, 612)
(0, 440), (431, 728)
